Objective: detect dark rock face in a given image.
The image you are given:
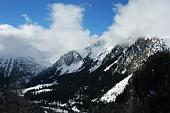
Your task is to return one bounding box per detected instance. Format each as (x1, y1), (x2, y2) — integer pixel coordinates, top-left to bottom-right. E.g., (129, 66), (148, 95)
(116, 52), (170, 113)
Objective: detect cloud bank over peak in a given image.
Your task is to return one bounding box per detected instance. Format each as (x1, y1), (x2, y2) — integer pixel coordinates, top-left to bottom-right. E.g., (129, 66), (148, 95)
(1, 0), (170, 64)
(102, 0), (170, 45)
(0, 3), (97, 63)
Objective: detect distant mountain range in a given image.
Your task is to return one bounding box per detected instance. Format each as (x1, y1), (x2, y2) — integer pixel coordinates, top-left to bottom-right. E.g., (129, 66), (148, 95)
(0, 57), (46, 88)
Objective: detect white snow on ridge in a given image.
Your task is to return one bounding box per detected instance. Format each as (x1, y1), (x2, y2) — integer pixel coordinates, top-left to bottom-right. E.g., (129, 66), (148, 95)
(35, 89), (53, 94)
(104, 59), (118, 72)
(0, 57), (46, 78)
(43, 107), (68, 113)
(78, 40), (106, 59)
(90, 51), (109, 72)
(55, 40), (110, 75)
(7, 58), (14, 77)
(60, 61), (83, 75)
(100, 74), (133, 103)
(0, 58), (14, 77)
(104, 63), (114, 72)
(21, 83), (56, 95)
(72, 106), (80, 113)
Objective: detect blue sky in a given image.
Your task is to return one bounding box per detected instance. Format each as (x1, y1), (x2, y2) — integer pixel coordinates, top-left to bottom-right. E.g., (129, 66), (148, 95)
(0, 0), (128, 35)
(0, 0), (170, 63)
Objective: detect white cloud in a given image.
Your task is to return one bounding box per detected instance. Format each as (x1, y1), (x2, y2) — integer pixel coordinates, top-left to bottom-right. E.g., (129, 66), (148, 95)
(0, 3), (97, 64)
(102, 0), (170, 45)
(0, 44), (4, 51)
(1, 0), (170, 64)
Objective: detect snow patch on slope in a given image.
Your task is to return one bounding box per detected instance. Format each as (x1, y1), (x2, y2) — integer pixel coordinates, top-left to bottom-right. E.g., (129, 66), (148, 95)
(71, 106), (80, 113)
(21, 82), (57, 95)
(104, 59), (118, 72)
(104, 63), (114, 72)
(35, 89), (53, 94)
(101, 74), (133, 103)
(60, 61), (83, 75)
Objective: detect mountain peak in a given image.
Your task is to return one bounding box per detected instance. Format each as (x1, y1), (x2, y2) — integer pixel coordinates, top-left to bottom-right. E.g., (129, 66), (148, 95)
(57, 50), (82, 66)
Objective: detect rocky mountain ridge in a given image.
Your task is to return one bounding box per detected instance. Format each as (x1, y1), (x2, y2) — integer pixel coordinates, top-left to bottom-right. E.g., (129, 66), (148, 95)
(23, 37), (168, 113)
(0, 57), (46, 89)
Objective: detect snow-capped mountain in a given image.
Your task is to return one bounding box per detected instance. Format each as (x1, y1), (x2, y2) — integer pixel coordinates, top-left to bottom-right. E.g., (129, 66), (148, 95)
(52, 50), (83, 75)
(24, 37), (168, 113)
(102, 37), (166, 75)
(27, 40), (109, 86)
(0, 57), (46, 88)
(78, 40), (108, 72)
(99, 37), (167, 103)
(53, 40), (108, 75)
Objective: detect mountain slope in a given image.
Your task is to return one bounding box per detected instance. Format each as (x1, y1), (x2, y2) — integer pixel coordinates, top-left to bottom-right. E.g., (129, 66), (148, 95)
(24, 37), (168, 112)
(113, 52), (170, 113)
(99, 37), (167, 103)
(27, 40), (108, 86)
(0, 57), (46, 89)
